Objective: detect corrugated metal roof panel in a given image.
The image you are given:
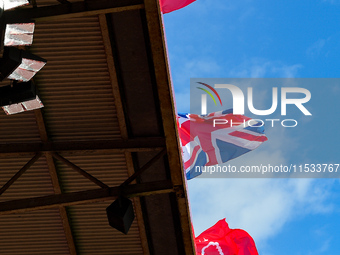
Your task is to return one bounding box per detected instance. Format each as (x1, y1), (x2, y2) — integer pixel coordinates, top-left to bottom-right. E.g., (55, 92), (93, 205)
(0, 12), (145, 254)
(0, 111), (41, 143)
(30, 16), (121, 141)
(0, 1), (193, 253)
(56, 154), (128, 193)
(68, 202), (144, 255)
(0, 209), (70, 255)
(0, 156), (54, 202)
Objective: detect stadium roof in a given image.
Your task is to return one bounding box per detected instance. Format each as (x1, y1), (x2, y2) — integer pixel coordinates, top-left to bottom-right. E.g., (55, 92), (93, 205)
(0, 0), (195, 254)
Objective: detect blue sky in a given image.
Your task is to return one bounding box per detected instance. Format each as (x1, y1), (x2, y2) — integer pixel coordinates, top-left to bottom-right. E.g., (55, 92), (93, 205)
(163, 1), (340, 254)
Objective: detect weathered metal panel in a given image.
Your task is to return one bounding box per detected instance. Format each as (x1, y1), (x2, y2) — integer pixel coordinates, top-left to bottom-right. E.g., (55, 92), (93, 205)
(68, 202), (144, 255)
(0, 209), (70, 255)
(0, 14), (145, 255)
(0, 111), (41, 143)
(31, 16), (121, 141)
(0, 1), (194, 254)
(0, 156), (54, 202)
(56, 154), (128, 193)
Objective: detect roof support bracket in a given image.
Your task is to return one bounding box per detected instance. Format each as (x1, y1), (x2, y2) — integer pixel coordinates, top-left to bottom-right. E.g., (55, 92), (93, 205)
(52, 152), (109, 189)
(0, 180), (174, 215)
(121, 148), (167, 187)
(0, 152), (42, 196)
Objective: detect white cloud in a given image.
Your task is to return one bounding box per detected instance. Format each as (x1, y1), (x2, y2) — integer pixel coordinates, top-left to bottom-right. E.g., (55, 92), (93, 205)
(319, 238), (331, 253)
(187, 125), (334, 251)
(228, 58), (303, 78)
(188, 177), (333, 246)
(306, 38), (331, 58)
(165, 1), (337, 254)
(304, 226), (333, 255)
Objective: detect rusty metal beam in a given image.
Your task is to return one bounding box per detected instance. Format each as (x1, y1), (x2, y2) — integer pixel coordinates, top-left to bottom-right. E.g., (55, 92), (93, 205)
(121, 149), (167, 187)
(0, 137), (165, 158)
(57, 0), (70, 4)
(58, 207), (77, 255)
(3, 0), (144, 23)
(52, 152), (109, 189)
(99, 13), (150, 254)
(44, 152), (78, 255)
(34, 109), (49, 142)
(0, 152), (42, 196)
(0, 180), (174, 215)
(34, 108), (78, 255)
(99, 14), (129, 139)
(143, 0), (196, 253)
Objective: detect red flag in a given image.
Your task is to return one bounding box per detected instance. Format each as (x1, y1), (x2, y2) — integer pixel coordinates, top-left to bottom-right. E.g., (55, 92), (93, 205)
(195, 219), (259, 255)
(159, 0), (196, 13)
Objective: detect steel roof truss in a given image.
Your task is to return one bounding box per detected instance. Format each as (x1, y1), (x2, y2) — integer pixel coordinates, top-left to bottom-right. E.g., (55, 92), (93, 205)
(4, 0), (144, 23)
(0, 180), (174, 215)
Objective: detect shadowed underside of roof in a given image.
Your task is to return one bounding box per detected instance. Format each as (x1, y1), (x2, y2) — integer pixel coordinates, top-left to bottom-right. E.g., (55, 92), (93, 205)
(0, 0), (195, 254)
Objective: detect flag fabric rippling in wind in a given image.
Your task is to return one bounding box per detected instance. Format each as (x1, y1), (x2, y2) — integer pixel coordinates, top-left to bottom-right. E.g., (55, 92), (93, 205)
(159, 0), (196, 13)
(195, 219), (259, 255)
(177, 109), (268, 180)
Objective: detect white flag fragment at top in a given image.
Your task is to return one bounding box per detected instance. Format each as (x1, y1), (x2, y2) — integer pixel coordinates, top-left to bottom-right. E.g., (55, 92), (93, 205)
(5, 23), (35, 46)
(2, 0), (30, 10)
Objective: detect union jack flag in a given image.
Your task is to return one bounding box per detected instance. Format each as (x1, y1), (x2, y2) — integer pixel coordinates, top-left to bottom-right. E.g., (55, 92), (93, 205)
(177, 109), (268, 179)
